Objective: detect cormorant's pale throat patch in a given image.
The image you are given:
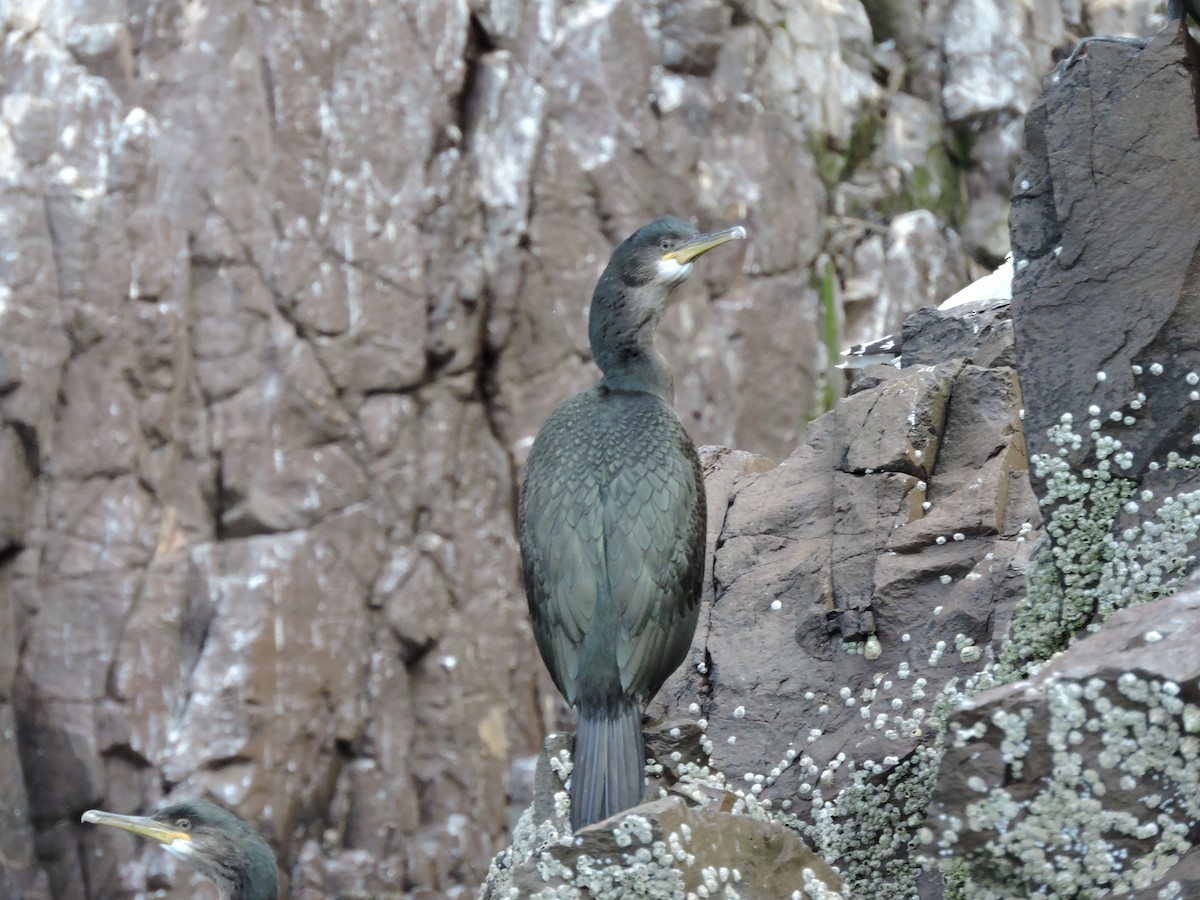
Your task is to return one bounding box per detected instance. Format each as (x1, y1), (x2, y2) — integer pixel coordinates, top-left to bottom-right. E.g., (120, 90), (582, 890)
(656, 257), (693, 284)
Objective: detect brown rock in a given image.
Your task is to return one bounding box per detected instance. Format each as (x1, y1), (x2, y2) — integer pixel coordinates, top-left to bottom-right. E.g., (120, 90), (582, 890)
(641, 291), (1040, 896)
(482, 783), (843, 900)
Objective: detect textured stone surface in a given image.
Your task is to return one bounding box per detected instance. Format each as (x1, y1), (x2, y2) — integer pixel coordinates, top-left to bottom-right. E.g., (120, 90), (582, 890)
(909, 23), (1200, 898)
(635, 17), (1195, 900)
(900, 292), (1014, 370)
(486, 795), (844, 899)
(639, 288), (1041, 898)
(928, 571), (1200, 897)
(480, 724), (844, 900)
(1012, 26), (1200, 476)
(1007, 24), (1200, 669)
(0, 0), (1172, 897)
(839, 211), (971, 357)
(658, 350), (1036, 756)
(486, 209), (1140, 895)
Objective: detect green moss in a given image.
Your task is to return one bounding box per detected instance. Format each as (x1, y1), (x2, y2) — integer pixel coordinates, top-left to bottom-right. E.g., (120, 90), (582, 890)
(806, 108), (885, 193)
(805, 258), (842, 427)
(808, 104), (968, 226)
(897, 144), (967, 226)
(995, 538), (1067, 677)
(841, 110), (884, 182)
(807, 133), (846, 194)
(945, 126), (975, 168)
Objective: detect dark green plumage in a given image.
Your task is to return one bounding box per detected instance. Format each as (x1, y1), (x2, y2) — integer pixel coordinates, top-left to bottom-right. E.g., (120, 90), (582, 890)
(519, 216), (745, 830)
(82, 799), (278, 900)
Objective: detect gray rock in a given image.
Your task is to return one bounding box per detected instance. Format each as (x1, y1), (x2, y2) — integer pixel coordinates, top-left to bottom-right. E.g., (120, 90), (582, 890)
(928, 570), (1200, 896)
(899, 295), (1013, 370)
(1007, 26), (1200, 672)
(941, 0), (1035, 125)
(907, 23), (1200, 898)
(480, 744), (846, 900)
(1013, 28), (1200, 477)
(840, 211), (970, 370)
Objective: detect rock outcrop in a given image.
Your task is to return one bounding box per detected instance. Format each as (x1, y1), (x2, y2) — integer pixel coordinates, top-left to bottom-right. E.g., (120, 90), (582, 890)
(640, 291), (1037, 899)
(481, 760), (846, 900)
(929, 570), (1200, 898)
(923, 22), (1200, 898)
(1007, 24), (1200, 673)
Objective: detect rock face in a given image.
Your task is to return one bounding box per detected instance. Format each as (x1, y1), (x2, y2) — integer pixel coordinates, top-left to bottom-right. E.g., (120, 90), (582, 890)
(645, 295), (1040, 898)
(492, 24), (1200, 900)
(919, 22), (1200, 898)
(482, 245), (1036, 900)
(0, 1), (1175, 898)
(644, 22), (1197, 900)
(1003, 22), (1200, 676)
(1012, 26), (1200, 480)
(928, 570), (1200, 898)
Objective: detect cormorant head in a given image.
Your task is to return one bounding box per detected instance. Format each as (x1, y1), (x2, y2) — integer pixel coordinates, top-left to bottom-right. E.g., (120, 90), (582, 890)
(83, 799), (279, 900)
(606, 216), (746, 288)
(589, 216), (745, 398)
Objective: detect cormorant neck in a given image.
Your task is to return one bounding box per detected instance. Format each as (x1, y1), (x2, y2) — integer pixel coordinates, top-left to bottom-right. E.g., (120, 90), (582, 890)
(588, 272), (676, 403)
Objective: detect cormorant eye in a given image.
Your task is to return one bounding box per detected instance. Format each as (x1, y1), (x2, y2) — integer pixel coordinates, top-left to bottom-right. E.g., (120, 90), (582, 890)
(659, 239), (673, 251)
(176, 818), (191, 831)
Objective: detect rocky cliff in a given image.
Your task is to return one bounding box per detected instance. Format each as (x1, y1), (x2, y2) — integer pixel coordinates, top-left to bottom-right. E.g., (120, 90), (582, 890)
(0, 1), (1182, 898)
(481, 18), (1200, 900)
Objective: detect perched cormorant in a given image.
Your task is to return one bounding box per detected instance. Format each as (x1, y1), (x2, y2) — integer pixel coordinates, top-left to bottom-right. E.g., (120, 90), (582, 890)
(82, 799), (278, 900)
(519, 216), (746, 831)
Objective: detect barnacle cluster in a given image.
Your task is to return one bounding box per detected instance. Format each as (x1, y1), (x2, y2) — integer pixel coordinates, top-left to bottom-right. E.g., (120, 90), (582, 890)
(786, 373), (1200, 897)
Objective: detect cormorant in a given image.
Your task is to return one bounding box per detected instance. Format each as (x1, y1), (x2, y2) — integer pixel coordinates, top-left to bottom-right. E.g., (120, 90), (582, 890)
(519, 216), (746, 831)
(82, 799), (278, 900)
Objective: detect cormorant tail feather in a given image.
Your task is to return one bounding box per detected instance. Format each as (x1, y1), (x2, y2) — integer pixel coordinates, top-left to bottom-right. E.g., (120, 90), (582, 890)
(571, 704), (644, 831)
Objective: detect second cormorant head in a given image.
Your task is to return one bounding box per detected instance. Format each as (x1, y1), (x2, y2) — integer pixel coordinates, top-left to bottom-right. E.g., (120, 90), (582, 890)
(588, 216), (745, 400)
(82, 799), (278, 900)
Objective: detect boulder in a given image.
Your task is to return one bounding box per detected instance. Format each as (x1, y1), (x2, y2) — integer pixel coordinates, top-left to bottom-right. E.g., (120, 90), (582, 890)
(928, 571), (1200, 897)
(479, 726), (844, 900)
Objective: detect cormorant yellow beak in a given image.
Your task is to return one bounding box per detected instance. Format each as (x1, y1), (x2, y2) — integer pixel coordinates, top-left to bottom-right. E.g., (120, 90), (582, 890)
(82, 809), (192, 846)
(660, 225), (747, 264)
